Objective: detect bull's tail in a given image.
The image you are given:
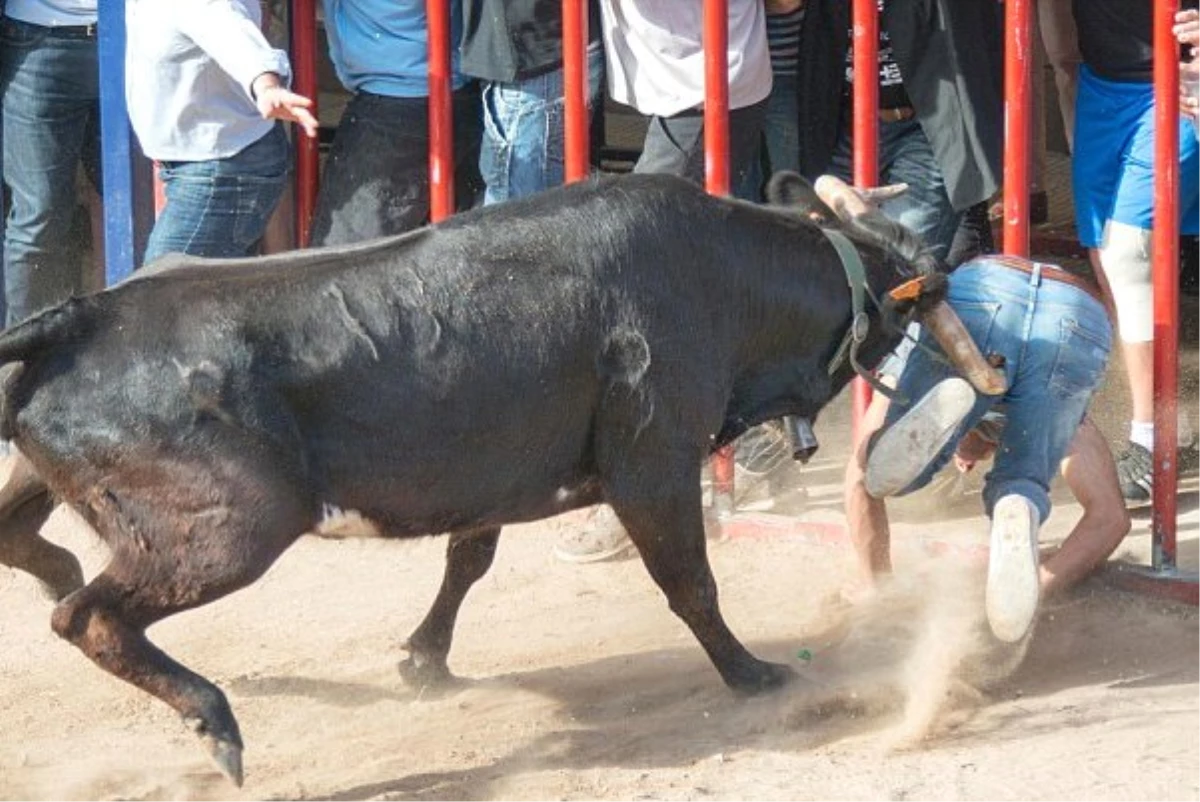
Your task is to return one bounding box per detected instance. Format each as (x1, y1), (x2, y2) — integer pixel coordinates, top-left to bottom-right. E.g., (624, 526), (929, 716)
(0, 298), (97, 440)
(0, 297), (95, 367)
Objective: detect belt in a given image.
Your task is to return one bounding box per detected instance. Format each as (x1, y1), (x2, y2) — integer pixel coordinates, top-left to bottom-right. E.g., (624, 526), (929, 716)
(879, 106), (915, 123)
(991, 256), (1106, 305)
(2, 17), (98, 38)
(49, 22), (96, 38)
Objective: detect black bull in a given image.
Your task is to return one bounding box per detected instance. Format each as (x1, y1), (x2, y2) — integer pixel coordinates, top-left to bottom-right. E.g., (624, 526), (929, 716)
(0, 172), (950, 783)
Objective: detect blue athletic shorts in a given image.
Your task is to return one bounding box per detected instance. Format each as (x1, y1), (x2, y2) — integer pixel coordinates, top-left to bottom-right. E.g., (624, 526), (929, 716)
(1073, 65), (1200, 248)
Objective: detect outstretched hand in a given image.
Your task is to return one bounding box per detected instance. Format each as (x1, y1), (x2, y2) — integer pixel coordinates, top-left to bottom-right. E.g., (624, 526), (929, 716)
(251, 73), (319, 139)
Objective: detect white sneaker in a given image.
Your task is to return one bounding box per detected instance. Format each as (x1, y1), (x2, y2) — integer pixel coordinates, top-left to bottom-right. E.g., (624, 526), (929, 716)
(864, 376), (976, 498)
(985, 494), (1041, 643)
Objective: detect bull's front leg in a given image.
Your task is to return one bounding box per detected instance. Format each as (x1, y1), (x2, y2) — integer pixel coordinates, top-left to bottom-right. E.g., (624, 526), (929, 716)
(399, 527), (500, 690)
(608, 472), (796, 695)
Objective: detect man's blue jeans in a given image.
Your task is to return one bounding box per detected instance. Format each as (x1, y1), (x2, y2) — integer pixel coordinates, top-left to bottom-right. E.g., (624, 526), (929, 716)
(1, 16), (100, 325)
(884, 258), (1112, 523)
(828, 117), (962, 265)
(480, 42), (606, 205)
(143, 124), (290, 265)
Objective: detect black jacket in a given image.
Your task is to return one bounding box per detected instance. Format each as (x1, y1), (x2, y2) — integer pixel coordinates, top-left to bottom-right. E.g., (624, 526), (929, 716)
(796, 0), (1003, 211)
(460, 0), (601, 83)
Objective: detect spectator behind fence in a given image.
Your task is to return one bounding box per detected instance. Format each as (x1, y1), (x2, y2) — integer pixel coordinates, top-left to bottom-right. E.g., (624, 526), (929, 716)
(126, 0), (318, 265)
(1, 0), (99, 326)
(460, 0), (606, 205)
(311, 0), (484, 246)
(597, 0), (772, 200)
(1071, 0), (1200, 506)
(795, 0), (1003, 266)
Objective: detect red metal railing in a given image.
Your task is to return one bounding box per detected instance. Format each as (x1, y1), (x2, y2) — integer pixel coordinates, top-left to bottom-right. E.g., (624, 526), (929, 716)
(1152, 0), (1181, 570)
(850, 0), (880, 436)
(703, 0), (737, 513)
(562, 0), (590, 183)
(1003, 0), (1033, 258)
(427, 0), (456, 222)
(290, 0), (320, 246)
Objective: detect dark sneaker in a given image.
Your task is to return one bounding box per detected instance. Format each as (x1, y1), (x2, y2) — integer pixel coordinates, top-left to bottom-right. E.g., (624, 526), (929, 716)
(1115, 441), (1153, 507)
(865, 377), (976, 498)
(553, 505), (635, 563)
(985, 494), (1041, 643)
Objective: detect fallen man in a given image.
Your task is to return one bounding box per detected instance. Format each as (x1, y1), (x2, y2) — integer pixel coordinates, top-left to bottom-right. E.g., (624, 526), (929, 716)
(849, 254), (1115, 643)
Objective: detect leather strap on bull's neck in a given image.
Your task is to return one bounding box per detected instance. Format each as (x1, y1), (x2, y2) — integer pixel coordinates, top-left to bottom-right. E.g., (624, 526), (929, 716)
(820, 227), (904, 402)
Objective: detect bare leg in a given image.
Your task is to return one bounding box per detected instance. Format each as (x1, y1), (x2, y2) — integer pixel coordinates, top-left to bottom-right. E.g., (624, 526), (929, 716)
(844, 386), (895, 597)
(399, 527), (500, 688)
(1040, 418), (1131, 596)
(1089, 247), (1154, 427)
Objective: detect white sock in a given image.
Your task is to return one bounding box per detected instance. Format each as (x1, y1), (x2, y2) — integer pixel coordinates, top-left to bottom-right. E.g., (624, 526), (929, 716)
(1130, 420), (1154, 452)
(1128, 413), (1195, 451)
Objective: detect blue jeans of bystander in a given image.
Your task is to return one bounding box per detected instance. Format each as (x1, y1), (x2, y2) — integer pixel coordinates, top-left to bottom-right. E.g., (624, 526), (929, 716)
(142, 124), (290, 265)
(0, 16), (100, 325)
(480, 42), (606, 204)
(827, 117), (962, 264)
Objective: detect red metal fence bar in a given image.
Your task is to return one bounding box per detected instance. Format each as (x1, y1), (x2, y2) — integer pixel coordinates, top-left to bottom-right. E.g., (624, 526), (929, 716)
(563, 0), (590, 183)
(427, 0), (455, 222)
(1152, 0), (1181, 570)
(290, 0), (320, 246)
(703, 0), (731, 197)
(850, 0), (879, 436)
(1003, 0), (1033, 257)
(704, 0), (735, 513)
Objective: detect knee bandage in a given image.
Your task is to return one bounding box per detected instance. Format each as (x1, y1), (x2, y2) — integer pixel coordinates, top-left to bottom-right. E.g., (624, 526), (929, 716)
(1098, 220), (1154, 343)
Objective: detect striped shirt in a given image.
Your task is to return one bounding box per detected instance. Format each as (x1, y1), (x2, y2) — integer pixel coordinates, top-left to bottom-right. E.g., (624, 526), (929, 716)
(766, 6), (804, 76)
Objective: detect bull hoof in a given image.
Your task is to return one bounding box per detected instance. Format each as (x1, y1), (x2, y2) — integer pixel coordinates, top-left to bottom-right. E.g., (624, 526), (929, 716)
(397, 645), (455, 692)
(729, 659), (797, 697)
(186, 717), (244, 787)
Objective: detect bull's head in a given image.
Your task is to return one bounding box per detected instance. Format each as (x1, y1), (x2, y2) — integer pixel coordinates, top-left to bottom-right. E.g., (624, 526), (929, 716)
(767, 172), (1006, 397)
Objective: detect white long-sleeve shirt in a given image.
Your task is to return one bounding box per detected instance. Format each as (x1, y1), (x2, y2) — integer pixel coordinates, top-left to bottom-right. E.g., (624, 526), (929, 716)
(125, 0), (291, 161)
(599, 0), (772, 117)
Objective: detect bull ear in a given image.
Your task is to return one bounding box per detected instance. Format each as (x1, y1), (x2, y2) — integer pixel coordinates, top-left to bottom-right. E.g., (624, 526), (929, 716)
(765, 171), (838, 224)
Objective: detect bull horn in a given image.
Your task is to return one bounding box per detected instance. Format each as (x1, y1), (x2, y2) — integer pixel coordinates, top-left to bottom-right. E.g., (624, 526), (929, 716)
(813, 176), (908, 219)
(922, 301), (1008, 396)
(857, 183), (909, 203)
(813, 175), (870, 219)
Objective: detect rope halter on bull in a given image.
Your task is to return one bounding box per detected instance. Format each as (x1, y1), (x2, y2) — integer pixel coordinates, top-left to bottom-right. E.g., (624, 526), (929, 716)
(818, 225), (909, 402)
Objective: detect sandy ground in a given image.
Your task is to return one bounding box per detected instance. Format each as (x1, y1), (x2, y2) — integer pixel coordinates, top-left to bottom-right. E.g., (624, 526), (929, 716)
(0, 449), (1197, 802)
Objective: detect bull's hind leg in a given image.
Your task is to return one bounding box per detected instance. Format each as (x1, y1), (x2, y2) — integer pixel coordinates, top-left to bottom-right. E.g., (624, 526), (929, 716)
(0, 451), (81, 599)
(0, 493), (79, 599)
(605, 460), (795, 695)
(399, 527), (500, 689)
(49, 462), (314, 786)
